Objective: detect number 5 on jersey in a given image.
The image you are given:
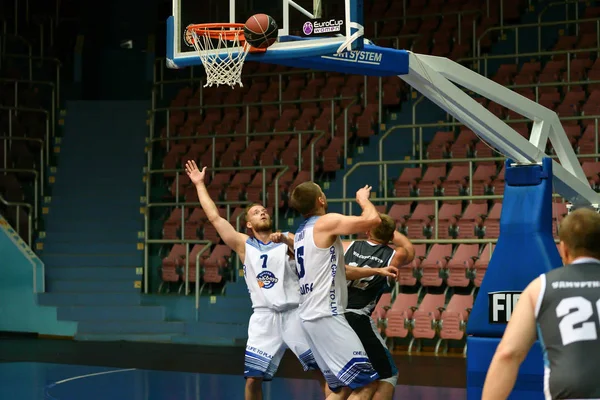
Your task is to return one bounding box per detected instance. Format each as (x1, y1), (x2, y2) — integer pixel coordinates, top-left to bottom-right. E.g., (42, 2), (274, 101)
(296, 246), (305, 278)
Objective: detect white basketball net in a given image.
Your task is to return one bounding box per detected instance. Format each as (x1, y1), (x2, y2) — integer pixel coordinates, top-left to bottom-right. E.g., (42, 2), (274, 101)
(191, 29), (250, 88)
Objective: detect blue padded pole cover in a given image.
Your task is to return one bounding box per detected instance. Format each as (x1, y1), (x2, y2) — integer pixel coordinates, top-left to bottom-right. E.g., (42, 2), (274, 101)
(466, 157), (562, 399)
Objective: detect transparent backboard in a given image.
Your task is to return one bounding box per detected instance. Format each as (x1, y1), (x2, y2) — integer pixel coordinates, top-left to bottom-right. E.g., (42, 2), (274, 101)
(167, 0), (364, 68)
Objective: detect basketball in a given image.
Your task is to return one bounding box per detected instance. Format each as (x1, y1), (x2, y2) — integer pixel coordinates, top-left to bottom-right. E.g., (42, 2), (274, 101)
(243, 14), (278, 49)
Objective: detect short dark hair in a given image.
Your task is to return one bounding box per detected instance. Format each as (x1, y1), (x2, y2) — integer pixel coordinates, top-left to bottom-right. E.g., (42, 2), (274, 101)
(244, 203), (264, 222)
(559, 208), (600, 260)
(371, 213), (396, 243)
(290, 181), (321, 216)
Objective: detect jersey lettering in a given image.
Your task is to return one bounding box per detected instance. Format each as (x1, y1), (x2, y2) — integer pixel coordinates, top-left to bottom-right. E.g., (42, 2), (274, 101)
(557, 296), (600, 346)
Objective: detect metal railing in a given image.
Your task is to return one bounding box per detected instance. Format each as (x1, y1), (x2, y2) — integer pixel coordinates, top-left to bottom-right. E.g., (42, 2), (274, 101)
(0, 78), (56, 138)
(150, 96), (357, 146)
(329, 194), (566, 245)
(378, 113), (600, 179)
(149, 130), (325, 180)
(476, 17), (600, 68)
(344, 152), (600, 216)
(143, 157), (288, 294)
(0, 54), (61, 106)
(0, 168), (39, 227)
(538, 0), (589, 44)
(458, 47), (600, 77)
(148, 165), (289, 224)
(145, 238), (212, 314)
(0, 34), (33, 79)
(1, 106), (50, 166)
(0, 193), (33, 245)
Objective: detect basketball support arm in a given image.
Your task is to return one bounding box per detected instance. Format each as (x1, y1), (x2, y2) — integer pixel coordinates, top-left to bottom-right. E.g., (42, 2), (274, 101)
(402, 52), (600, 208)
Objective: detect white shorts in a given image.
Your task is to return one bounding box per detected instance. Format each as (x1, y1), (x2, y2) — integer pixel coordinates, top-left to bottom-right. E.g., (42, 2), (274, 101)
(245, 307), (318, 380)
(301, 315), (380, 391)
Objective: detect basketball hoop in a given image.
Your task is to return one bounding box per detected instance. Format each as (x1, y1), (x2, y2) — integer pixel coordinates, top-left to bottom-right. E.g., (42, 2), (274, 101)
(187, 23), (264, 88)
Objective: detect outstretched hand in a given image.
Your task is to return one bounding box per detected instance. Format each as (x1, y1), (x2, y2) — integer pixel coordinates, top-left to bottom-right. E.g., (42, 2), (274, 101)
(356, 185), (372, 204)
(377, 266), (399, 280)
(185, 160), (206, 186)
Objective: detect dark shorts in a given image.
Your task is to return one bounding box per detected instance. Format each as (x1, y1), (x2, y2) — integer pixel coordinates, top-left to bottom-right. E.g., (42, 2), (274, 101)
(344, 312), (398, 380)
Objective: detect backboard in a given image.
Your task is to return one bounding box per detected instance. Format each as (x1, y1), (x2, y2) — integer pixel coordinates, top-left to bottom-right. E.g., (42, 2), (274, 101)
(167, 0), (364, 69)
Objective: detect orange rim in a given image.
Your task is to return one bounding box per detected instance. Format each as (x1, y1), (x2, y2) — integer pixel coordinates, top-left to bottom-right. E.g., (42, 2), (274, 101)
(186, 23), (267, 53)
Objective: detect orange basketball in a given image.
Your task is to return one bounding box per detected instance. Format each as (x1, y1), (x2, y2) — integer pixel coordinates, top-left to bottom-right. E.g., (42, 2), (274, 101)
(243, 14), (278, 49)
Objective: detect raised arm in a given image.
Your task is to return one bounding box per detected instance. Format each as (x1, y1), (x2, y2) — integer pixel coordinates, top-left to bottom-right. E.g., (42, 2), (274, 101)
(314, 185), (381, 248)
(390, 231), (415, 266)
(185, 161), (248, 256)
(345, 264), (398, 280)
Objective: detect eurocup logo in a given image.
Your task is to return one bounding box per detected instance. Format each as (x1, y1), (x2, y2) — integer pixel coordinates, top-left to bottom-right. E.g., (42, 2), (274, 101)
(303, 21), (313, 35)
(257, 271), (279, 289)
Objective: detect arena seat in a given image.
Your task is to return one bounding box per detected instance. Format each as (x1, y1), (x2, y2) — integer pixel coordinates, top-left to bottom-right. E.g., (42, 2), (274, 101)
(416, 165), (446, 198)
(482, 202), (502, 238)
(371, 292), (392, 332)
(441, 165), (470, 201)
(473, 243), (493, 287)
(438, 293), (473, 343)
(456, 203), (487, 239)
(394, 167), (422, 197)
(384, 292), (420, 339)
(410, 293), (447, 341)
(434, 203), (462, 239)
(405, 203), (435, 239)
(447, 244), (480, 287)
(419, 244), (453, 287)
(398, 243), (426, 286)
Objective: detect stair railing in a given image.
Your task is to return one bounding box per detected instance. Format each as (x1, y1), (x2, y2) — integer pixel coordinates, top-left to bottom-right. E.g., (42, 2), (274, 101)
(0, 106), (50, 169)
(195, 241), (213, 317)
(0, 168), (39, 227)
(0, 78), (56, 138)
(0, 54), (61, 106)
(0, 136), (45, 192)
(0, 193), (33, 246)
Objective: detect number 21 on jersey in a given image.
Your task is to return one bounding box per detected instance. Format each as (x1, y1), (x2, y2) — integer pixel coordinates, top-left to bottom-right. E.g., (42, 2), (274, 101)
(557, 296), (600, 346)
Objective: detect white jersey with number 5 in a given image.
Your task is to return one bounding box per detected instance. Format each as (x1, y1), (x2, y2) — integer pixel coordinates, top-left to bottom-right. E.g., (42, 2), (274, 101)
(294, 216), (347, 321)
(243, 236), (300, 312)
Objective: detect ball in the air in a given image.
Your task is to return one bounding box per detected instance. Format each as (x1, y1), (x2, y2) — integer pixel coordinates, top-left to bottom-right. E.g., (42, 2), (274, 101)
(243, 14), (278, 49)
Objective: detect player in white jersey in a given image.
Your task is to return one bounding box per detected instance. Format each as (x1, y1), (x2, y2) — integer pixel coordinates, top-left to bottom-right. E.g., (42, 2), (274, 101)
(185, 161), (321, 400)
(290, 181), (382, 400)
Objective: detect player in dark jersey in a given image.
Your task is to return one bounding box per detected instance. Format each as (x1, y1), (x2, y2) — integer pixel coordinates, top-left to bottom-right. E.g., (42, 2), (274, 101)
(482, 207), (600, 400)
(344, 213), (415, 400)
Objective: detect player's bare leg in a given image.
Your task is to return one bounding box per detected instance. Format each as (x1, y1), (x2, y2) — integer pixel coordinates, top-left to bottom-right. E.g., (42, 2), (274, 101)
(373, 381), (395, 400)
(327, 386), (351, 400)
(312, 370), (331, 397)
(245, 377), (263, 400)
(348, 381), (378, 400)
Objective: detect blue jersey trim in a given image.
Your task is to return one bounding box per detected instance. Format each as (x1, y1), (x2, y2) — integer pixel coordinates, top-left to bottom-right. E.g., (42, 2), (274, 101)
(245, 237), (286, 252)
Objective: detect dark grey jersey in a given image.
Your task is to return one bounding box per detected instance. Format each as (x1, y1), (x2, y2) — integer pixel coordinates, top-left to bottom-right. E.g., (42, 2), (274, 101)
(536, 260), (600, 400)
(345, 240), (395, 316)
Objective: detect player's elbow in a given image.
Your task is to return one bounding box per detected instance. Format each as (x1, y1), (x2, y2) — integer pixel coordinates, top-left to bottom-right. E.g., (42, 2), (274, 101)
(495, 342), (527, 364)
(365, 213), (381, 228)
